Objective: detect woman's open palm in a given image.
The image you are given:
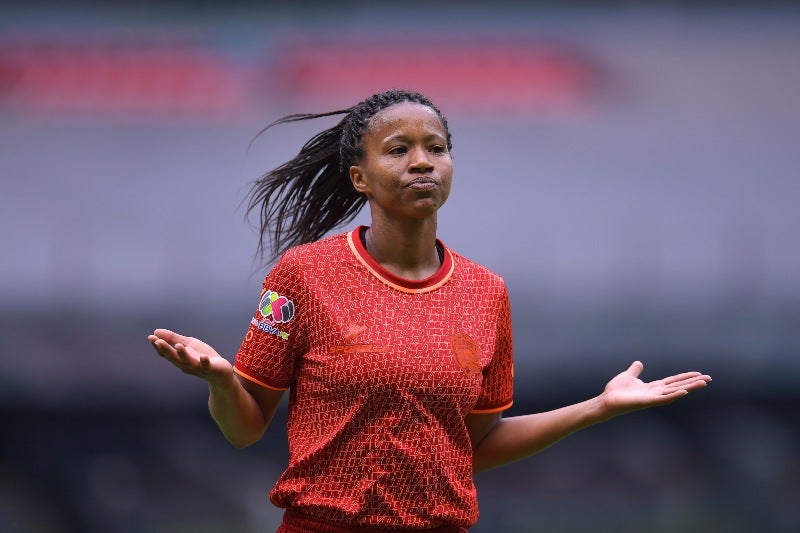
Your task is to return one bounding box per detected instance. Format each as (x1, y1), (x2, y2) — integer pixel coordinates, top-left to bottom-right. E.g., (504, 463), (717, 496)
(602, 361), (711, 418)
(148, 328), (233, 385)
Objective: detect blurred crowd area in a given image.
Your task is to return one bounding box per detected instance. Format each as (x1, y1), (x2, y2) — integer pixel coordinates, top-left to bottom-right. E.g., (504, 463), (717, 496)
(1, 1), (799, 532)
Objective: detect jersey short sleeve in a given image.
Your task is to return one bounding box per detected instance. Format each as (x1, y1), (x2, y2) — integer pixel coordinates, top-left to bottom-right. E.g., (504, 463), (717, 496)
(471, 283), (514, 413)
(233, 251), (306, 390)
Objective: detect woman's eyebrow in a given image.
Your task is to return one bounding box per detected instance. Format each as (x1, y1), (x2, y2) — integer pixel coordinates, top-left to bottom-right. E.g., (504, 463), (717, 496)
(382, 132), (446, 144)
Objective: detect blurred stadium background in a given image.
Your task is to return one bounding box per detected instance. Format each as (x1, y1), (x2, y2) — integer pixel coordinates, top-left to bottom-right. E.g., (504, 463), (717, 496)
(1, 1), (798, 531)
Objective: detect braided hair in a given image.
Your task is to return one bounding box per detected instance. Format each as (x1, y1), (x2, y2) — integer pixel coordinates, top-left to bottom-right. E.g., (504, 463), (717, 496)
(246, 89), (452, 262)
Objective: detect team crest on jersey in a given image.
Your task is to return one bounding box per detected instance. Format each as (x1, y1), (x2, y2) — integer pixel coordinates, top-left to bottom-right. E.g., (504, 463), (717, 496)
(252, 289), (294, 341)
(450, 333), (482, 376)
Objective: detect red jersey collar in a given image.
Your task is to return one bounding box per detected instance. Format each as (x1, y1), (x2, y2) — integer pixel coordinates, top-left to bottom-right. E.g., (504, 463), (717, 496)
(347, 226), (455, 293)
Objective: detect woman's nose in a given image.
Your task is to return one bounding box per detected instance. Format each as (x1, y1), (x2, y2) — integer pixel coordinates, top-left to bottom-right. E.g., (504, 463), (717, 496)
(409, 146), (434, 171)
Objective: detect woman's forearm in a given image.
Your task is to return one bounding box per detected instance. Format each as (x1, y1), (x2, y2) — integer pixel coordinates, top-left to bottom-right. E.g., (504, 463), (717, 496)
(472, 395), (610, 473)
(472, 361), (711, 473)
(207, 375), (269, 449)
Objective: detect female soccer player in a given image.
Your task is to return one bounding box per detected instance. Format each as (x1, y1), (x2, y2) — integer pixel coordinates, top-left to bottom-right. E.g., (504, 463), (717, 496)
(148, 89), (711, 532)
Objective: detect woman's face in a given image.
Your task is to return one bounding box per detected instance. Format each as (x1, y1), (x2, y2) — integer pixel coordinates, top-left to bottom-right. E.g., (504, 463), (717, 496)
(349, 102), (453, 222)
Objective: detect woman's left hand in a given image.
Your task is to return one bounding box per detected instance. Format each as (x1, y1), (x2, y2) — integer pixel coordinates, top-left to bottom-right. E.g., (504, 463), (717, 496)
(601, 361), (711, 418)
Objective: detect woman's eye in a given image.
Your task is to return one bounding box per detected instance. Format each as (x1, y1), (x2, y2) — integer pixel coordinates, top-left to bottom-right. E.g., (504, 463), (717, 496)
(388, 146), (407, 155)
(430, 145), (445, 154)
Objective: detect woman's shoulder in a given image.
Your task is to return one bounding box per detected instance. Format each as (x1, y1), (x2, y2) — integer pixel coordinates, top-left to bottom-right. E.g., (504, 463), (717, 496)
(447, 248), (507, 289)
(263, 232), (350, 286)
(280, 232), (350, 262)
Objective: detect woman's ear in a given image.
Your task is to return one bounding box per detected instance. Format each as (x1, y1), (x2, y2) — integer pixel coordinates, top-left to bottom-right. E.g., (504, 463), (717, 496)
(349, 165), (369, 193)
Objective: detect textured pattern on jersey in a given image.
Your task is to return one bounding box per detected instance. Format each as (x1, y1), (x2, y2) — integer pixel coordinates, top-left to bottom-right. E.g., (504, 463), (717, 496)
(234, 228), (514, 529)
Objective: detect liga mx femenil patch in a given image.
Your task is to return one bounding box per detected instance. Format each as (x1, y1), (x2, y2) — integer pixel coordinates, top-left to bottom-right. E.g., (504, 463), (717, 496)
(250, 289), (295, 341)
(259, 290), (295, 323)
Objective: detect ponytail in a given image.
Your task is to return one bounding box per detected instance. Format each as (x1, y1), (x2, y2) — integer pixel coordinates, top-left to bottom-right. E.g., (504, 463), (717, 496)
(246, 109), (365, 262)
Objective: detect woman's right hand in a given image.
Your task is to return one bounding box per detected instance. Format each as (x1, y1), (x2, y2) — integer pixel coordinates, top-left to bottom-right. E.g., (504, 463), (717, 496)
(148, 328), (233, 385)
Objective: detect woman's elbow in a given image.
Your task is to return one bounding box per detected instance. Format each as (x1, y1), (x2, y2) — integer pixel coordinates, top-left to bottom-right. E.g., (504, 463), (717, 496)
(225, 429), (265, 449)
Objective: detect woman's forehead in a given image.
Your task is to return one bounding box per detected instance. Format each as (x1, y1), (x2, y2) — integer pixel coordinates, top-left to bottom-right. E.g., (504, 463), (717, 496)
(366, 102), (446, 138)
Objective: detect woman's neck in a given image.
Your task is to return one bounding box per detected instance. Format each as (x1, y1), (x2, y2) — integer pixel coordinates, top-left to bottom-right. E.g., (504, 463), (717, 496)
(364, 218), (440, 280)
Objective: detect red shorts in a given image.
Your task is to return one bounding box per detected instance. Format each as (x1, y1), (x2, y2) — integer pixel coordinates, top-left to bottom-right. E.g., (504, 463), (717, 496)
(277, 510), (469, 533)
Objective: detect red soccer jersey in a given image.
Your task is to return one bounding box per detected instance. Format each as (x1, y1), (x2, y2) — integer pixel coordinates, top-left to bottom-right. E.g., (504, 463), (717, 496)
(234, 227), (514, 529)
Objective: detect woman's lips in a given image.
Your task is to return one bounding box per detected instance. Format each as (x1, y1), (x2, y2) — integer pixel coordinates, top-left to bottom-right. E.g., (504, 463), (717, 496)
(407, 177), (437, 190)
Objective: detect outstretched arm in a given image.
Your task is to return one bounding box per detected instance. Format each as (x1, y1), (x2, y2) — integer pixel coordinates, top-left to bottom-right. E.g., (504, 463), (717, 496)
(467, 361), (711, 473)
(148, 328), (284, 448)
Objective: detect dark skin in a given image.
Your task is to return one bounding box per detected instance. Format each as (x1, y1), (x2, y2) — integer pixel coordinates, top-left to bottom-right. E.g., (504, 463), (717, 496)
(149, 102), (711, 471)
(349, 102), (452, 280)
